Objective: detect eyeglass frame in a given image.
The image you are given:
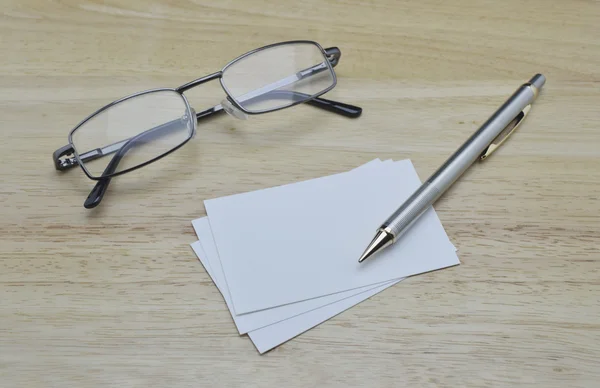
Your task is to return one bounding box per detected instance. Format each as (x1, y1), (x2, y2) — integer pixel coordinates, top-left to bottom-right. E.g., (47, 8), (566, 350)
(52, 40), (362, 208)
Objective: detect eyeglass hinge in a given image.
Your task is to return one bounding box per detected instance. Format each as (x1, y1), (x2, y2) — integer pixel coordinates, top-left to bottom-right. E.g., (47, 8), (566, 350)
(53, 144), (78, 171)
(324, 47), (341, 68)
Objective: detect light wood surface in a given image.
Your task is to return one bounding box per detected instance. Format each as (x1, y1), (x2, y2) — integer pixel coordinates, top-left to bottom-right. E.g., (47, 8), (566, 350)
(1, 1), (599, 386)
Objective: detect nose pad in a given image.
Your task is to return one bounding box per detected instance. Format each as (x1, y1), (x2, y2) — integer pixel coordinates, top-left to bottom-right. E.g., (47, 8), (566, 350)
(189, 108), (197, 137)
(221, 99), (248, 120)
(182, 108), (198, 138)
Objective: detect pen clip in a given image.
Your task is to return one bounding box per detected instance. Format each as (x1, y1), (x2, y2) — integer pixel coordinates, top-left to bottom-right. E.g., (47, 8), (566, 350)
(480, 104), (531, 161)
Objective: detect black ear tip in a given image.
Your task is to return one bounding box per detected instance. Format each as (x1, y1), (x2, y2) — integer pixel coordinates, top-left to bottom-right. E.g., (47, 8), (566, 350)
(84, 194), (101, 209)
(84, 179), (111, 209)
(339, 103), (362, 118)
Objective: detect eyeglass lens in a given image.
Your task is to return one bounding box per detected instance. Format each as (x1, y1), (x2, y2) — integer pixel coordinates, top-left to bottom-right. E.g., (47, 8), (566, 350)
(70, 90), (194, 178)
(221, 42), (335, 113)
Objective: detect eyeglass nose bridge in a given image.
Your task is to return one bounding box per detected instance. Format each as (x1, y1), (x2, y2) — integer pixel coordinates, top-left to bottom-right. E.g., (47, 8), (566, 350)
(221, 98), (248, 120)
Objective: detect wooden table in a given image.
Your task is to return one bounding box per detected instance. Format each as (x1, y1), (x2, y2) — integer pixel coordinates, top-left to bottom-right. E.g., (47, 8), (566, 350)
(2, 1), (599, 386)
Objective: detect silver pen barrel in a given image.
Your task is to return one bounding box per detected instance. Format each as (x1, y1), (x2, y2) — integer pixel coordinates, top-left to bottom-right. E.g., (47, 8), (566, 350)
(383, 74), (545, 240)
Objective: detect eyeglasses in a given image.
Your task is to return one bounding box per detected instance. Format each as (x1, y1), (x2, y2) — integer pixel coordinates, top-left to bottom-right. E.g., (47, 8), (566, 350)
(52, 40), (362, 209)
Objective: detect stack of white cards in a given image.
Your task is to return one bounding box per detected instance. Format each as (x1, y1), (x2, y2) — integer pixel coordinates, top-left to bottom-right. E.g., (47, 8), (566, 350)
(190, 159), (460, 353)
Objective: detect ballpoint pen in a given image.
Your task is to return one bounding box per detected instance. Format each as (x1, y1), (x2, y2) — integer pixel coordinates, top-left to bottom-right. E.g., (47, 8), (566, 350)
(358, 74), (546, 263)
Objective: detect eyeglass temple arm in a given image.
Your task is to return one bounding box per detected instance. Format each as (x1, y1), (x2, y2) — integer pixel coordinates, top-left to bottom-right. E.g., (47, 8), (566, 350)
(285, 92), (361, 117)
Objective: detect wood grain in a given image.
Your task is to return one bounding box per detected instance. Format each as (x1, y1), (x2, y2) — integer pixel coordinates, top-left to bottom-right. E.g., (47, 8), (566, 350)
(1, 0), (599, 387)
